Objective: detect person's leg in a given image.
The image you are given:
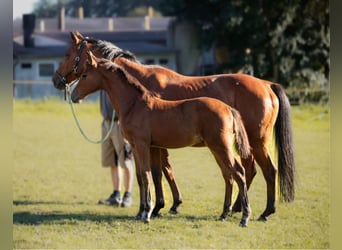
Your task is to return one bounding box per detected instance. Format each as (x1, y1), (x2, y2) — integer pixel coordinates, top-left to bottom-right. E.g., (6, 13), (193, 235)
(111, 165), (121, 192)
(98, 120), (121, 206)
(113, 122), (134, 207)
(121, 154), (134, 207)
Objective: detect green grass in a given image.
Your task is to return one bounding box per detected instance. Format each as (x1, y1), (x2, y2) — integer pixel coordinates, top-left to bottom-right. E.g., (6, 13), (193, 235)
(13, 99), (330, 249)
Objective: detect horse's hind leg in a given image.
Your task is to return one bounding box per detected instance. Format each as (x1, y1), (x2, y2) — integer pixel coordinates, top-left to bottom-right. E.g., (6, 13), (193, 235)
(208, 144), (242, 223)
(219, 173), (234, 221)
(232, 159), (251, 227)
(159, 148), (183, 214)
(211, 148), (251, 226)
(232, 154), (257, 213)
(253, 145), (277, 221)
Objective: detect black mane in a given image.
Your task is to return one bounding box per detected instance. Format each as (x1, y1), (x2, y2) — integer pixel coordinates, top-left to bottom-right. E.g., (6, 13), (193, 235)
(85, 37), (138, 62)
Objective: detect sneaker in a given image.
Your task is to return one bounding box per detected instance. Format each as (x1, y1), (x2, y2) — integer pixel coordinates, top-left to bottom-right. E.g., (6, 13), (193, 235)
(121, 191), (132, 207)
(98, 190), (121, 206)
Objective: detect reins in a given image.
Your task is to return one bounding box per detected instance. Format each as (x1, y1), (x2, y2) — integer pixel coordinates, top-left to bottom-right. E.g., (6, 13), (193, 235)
(65, 83), (115, 144)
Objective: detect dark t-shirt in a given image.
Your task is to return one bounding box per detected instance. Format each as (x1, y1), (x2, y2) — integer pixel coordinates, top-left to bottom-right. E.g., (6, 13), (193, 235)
(100, 90), (115, 118)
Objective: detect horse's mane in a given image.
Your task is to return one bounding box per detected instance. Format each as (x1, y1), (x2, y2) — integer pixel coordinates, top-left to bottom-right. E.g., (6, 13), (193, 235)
(84, 37), (179, 77)
(84, 37), (138, 62)
(97, 58), (160, 102)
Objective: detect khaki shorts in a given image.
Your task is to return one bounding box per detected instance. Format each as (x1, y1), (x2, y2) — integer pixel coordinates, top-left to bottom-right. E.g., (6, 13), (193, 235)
(101, 120), (132, 168)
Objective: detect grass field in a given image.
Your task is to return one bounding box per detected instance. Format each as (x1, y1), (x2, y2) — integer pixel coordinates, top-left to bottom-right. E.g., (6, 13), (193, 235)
(13, 99), (330, 249)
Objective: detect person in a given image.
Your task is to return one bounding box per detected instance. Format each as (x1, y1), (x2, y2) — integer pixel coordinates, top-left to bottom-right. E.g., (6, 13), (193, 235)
(98, 90), (134, 207)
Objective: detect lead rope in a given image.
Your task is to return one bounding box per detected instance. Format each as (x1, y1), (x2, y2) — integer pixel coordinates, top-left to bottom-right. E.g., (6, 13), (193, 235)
(65, 84), (115, 144)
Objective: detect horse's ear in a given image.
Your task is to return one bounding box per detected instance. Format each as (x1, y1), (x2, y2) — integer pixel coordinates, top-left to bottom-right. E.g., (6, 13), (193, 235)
(75, 31), (84, 39)
(86, 51), (98, 68)
(70, 31), (81, 46)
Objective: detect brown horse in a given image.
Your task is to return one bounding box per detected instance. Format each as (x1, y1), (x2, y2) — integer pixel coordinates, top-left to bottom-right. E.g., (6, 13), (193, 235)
(52, 31), (295, 221)
(72, 51), (252, 226)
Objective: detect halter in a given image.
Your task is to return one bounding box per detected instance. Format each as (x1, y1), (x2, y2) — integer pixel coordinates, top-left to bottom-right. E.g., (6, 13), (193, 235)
(54, 40), (88, 86)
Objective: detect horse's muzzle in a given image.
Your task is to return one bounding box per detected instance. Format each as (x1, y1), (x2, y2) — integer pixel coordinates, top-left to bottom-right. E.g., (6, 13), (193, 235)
(70, 91), (82, 103)
(52, 72), (67, 90)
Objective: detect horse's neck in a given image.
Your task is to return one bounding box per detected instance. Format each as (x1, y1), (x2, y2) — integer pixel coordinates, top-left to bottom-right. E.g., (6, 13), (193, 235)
(101, 70), (141, 119)
(114, 57), (149, 81)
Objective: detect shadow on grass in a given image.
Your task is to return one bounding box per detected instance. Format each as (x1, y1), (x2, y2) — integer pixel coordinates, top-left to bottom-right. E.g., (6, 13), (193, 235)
(13, 200), (251, 226)
(13, 200), (87, 206)
(13, 199), (135, 225)
(13, 211), (135, 225)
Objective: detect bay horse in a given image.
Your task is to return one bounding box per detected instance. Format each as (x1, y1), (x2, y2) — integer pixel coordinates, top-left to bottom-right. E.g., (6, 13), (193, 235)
(52, 31), (295, 221)
(73, 51), (252, 226)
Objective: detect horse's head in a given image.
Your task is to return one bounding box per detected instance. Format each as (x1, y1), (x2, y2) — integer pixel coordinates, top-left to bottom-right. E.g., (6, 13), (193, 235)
(52, 31), (92, 90)
(71, 51), (108, 103)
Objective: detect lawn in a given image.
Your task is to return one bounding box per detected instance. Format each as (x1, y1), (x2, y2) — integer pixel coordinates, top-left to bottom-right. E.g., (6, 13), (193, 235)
(13, 99), (330, 249)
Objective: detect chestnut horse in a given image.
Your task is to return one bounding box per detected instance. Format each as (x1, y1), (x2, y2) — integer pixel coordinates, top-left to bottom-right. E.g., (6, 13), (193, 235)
(72, 51), (252, 226)
(52, 32), (295, 221)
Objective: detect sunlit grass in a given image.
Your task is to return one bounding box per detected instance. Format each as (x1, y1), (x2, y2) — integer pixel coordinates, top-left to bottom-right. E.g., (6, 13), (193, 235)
(13, 99), (330, 249)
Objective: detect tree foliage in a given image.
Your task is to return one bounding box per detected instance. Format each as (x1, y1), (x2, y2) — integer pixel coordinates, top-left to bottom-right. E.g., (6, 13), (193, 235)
(158, 0), (329, 88)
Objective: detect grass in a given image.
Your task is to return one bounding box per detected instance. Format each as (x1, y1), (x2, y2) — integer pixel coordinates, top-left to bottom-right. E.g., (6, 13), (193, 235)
(13, 99), (330, 249)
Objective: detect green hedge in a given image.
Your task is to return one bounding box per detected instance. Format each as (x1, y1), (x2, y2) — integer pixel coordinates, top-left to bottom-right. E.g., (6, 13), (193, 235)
(286, 88), (329, 105)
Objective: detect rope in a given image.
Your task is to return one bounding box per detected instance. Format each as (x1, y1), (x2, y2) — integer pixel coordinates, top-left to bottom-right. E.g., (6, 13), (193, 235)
(65, 84), (115, 144)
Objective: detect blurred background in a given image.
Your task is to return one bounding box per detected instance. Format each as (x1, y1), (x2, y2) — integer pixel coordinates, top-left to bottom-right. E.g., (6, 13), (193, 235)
(13, 0), (329, 104)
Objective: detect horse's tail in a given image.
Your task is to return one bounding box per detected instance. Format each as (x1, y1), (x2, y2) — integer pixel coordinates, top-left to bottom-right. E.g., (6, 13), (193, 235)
(231, 108), (251, 159)
(271, 83), (295, 202)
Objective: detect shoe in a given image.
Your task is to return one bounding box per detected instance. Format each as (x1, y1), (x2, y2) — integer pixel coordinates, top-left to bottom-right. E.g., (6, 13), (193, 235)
(121, 191), (132, 207)
(98, 190), (121, 206)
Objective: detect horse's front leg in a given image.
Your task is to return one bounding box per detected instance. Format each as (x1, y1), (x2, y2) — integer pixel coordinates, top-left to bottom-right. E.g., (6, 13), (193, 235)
(135, 143), (153, 223)
(134, 163), (144, 220)
(150, 147), (165, 217)
(130, 146), (144, 220)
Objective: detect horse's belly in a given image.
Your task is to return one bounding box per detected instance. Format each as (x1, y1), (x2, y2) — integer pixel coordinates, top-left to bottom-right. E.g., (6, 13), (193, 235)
(151, 133), (203, 149)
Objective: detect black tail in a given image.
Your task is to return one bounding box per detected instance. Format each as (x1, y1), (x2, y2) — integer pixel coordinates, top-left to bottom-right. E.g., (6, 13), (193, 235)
(231, 108), (251, 159)
(271, 83), (295, 202)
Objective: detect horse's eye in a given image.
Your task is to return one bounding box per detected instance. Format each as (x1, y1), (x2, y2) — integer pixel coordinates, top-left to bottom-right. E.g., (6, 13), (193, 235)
(82, 74), (87, 78)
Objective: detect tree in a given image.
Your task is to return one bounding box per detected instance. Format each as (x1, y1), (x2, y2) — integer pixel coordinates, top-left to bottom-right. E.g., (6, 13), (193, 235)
(158, 0), (329, 88)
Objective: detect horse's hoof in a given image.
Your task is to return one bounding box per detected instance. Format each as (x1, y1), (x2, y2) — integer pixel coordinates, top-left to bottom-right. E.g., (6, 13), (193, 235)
(218, 216), (226, 222)
(239, 222), (248, 227)
(151, 212), (162, 218)
(168, 208), (179, 215)
(135, 213), (142, 220)
(257, 215), (268, 222)
(239, 218), (248, 227)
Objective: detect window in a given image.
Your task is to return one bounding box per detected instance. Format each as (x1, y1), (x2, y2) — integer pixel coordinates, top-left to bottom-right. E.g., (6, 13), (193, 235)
(159, 59), (169, 65)
(145, 59), (155, 65)
(39, 63), (54, 77)
(21, 63), (32, 69)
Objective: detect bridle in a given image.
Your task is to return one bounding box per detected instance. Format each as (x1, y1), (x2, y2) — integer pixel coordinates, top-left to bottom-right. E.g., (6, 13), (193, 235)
(54, 39), (88, 85)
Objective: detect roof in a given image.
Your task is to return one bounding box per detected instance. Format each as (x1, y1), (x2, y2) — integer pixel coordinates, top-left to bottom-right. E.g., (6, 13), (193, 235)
(13, 16), (177, 58)
(13, 16), (176, 35)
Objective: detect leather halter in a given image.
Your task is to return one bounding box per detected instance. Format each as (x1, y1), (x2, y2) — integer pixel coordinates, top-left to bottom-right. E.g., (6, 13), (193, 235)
(54, 40), (88, 85)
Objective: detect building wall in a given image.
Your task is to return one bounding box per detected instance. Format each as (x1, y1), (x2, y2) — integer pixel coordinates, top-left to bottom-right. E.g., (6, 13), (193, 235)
(14, 57), (64, 99)
(13, 52), (177, 99)
(168, 21), (200, 76)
